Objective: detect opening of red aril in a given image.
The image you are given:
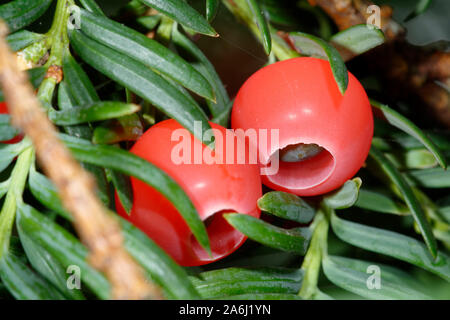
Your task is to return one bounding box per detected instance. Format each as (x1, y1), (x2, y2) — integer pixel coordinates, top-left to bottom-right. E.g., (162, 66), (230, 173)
(266, 143), (336, 190)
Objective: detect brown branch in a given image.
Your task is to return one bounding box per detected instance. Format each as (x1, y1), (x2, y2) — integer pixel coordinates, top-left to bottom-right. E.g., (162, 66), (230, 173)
(308, 0), (401, 39)
(308, 0), (450, 128)
(417, 51), (450, 80)
(0, 21), (162, 300)
(308, 0), (365, 30)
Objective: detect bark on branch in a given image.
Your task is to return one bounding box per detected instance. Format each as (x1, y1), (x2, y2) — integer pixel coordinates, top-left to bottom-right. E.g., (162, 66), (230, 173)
(0, 21), (162, 300)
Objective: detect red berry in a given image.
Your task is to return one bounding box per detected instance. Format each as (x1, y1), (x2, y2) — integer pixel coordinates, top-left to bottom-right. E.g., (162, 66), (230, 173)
(231, 57), (373, 196)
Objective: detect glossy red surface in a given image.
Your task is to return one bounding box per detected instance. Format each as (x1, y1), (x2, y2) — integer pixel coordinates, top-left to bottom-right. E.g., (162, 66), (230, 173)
(116, 120), (262, 266)
(231, 57), (373, 196)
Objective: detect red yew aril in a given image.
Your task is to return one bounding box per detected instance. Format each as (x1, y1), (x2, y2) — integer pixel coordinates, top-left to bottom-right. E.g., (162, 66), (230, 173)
(231, 57), (373, 196)
(115, 119), (262, 266)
